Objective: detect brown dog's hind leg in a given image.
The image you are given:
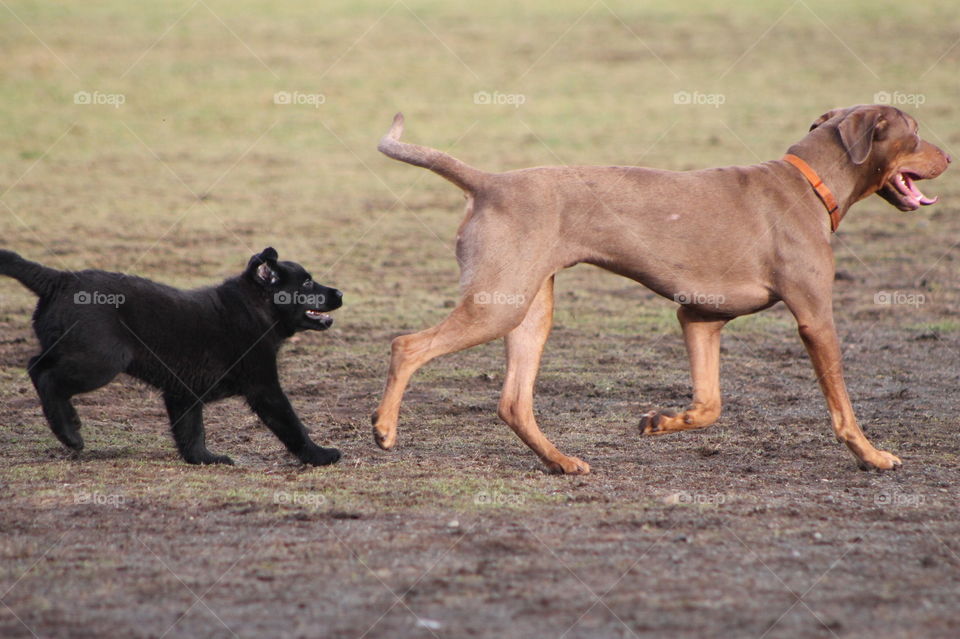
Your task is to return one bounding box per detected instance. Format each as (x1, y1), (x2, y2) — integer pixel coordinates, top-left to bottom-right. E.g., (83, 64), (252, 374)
(498, 277), (589, 475)
(795, 316), (901, 470)
(641, 307), (728, 435)
(371, 290), (530, 450)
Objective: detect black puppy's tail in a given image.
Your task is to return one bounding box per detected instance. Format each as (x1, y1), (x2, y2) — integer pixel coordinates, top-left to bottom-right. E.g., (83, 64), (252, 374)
(0, 250), (63, 297)
(377, 113), (488, 193)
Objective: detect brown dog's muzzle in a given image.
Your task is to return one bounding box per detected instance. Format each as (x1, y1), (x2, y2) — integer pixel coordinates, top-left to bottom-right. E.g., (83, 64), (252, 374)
(876, 140), (951, 211)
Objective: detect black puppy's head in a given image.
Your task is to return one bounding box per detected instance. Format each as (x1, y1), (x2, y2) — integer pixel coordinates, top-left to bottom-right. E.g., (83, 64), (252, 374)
(245, 247), (342, 332)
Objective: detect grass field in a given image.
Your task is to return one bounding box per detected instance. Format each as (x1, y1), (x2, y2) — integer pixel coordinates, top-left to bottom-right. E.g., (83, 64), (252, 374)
(2, 1), (960, 637)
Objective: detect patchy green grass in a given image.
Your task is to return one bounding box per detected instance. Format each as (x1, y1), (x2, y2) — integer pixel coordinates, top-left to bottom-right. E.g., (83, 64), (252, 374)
(910, 320), (960, 333)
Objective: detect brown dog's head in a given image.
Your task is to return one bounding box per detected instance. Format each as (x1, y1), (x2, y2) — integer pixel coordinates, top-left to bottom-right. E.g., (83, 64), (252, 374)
(808, 104), (950, 211)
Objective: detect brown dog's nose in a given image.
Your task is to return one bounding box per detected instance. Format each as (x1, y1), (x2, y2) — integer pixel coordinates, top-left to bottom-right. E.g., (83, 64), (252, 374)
(947, 153), (953, 164)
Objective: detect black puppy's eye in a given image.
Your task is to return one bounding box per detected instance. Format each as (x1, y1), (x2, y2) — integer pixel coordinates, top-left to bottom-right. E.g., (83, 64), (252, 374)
(302, 279), (312, 288)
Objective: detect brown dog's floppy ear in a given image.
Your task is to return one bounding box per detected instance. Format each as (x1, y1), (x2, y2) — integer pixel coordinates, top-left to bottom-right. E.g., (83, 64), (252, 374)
(809, 108), (846, 131)
(837, 109), (885, 165)
(246, 247), (280, 286)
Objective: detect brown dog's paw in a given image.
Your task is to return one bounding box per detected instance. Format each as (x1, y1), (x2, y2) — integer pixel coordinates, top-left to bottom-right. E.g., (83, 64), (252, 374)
(544, 455), (591, 475)
(640, 410), (678, 435)
(371, 410), (399, 450)
(371, 424), (397, 451)
(857, 449), (902, 471)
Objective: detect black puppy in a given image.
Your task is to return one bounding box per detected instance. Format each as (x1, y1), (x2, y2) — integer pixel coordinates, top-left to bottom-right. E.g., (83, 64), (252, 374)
(0, 247), (342, 466)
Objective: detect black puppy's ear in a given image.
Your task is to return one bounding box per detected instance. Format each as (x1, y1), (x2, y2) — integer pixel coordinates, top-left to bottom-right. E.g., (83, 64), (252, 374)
(837, 109), (885, 165)
(246, 247), (280, 286)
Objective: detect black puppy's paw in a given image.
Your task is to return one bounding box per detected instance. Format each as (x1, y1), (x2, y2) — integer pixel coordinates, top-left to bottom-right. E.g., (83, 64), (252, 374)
(299, 446), (341, 467)
(54, 430), (84, 451)
(184, 451), (234, 465)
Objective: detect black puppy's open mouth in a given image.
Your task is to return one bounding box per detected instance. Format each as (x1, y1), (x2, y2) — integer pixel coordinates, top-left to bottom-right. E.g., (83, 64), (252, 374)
(305, 309), (333, 326)
(883, 171), (938, 211)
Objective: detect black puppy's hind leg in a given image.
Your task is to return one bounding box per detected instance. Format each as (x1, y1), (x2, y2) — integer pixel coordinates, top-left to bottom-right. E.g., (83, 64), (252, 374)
(247, 385), (341, 466)
(28, 340), (129, 454)
(28, 356), (85, 452)
(163, 394), (233, 465)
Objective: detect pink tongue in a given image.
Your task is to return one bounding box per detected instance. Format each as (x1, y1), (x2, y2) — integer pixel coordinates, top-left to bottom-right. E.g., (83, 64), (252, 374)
(904, 174), (938, 205)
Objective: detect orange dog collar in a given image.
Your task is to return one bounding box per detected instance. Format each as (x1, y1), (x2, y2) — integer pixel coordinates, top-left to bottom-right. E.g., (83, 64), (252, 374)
(782, 153), (841, 232)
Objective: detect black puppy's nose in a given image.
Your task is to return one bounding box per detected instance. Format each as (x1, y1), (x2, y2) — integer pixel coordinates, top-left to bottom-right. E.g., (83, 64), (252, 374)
(329, 289), (343, 309)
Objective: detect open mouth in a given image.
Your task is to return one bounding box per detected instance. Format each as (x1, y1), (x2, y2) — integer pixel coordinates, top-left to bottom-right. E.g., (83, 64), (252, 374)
(887, 171), (938, 210)
(305, 309), (332, 326)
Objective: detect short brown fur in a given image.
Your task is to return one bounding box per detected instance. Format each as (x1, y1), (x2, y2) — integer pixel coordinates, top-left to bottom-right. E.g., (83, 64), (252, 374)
(372, 105), (950, 474)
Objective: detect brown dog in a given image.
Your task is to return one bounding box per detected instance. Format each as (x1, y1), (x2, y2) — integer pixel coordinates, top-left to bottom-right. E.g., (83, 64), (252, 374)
(371, 105), (949, 474)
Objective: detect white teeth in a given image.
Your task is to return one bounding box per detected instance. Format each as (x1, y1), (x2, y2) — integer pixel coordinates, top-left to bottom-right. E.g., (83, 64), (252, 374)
(890, 172), (938, 207)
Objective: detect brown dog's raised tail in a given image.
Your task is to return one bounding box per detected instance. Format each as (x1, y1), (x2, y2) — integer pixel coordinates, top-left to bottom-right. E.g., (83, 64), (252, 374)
(377, 113), (486, 193)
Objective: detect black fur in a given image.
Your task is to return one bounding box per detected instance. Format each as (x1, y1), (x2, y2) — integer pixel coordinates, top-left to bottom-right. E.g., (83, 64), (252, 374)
(0, 247), (343, 466)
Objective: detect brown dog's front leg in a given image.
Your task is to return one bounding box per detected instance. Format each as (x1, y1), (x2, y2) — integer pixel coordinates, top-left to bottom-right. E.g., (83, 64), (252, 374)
(796, 318), (901, 470)
(641, 307), (727, 435)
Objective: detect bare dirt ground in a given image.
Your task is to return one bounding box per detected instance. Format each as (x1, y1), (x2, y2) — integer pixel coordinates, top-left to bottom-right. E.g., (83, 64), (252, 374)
(2, 1), (960, 638)
(3, 218), (960, 639)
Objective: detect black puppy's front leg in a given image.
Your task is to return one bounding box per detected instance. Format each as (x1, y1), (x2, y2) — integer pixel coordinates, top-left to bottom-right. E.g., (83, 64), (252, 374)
(247, 385), (341, 466)
(162, 394), (233, 465)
